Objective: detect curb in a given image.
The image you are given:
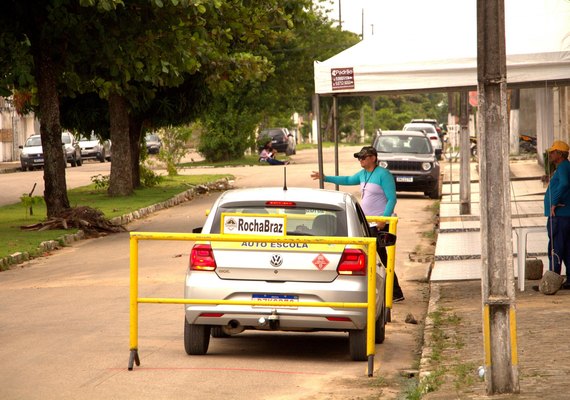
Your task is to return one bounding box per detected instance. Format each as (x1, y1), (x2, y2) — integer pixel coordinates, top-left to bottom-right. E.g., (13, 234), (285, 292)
(418, 282), (440, 385)
(0, 178), (233, 270)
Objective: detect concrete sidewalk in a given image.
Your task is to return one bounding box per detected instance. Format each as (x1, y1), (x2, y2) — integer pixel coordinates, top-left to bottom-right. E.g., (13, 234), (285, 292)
(420, 157), (570, 399)
(0, 160), (20, 173)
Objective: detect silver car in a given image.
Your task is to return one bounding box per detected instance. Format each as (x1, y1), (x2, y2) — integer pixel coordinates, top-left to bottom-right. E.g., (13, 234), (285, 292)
(185, 187), (387, 361)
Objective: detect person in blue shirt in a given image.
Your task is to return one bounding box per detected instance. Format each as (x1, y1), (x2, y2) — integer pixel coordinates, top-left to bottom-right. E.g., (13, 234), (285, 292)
(310, 146), (404, 301)
(544, 140), (570, 287)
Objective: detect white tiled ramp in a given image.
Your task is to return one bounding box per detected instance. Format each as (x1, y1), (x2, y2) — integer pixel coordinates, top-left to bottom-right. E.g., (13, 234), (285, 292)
(435, 228), (548, 260)
(435, 231), (481, 259)
(431, 256), (551, 282)
(431, 259), (482, 281)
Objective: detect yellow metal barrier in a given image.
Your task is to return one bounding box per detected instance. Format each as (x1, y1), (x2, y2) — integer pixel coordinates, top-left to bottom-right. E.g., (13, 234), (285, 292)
(128, 232), (380, 376)
(366, 216), (398, 315)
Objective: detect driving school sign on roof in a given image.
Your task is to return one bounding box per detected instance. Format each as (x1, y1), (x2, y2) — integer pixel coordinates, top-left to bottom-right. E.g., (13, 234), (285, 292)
(331, 67), (354, 90)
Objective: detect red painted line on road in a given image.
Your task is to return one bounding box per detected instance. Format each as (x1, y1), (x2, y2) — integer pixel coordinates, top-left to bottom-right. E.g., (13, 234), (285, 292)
(112, 367), (325, 375)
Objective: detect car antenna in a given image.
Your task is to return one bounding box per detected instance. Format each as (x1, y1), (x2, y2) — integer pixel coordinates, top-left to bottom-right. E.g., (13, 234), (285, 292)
(283, 166), (288, 191)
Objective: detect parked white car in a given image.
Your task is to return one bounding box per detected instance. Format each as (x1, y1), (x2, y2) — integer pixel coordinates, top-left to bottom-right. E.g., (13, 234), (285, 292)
(19, 132), (82, 171)
(403, 123), (443, 159)
(78, 133), (111, 162)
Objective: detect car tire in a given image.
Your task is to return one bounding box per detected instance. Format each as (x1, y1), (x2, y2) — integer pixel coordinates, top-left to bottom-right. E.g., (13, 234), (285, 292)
(70, 157), (77, 167)
(349, 329), (367, 361)
(76, 155), (82, 166)
(211, 326), (231, 338)
(184, 317), (210, 355)
(427, 181), (442, 199)
(21, 165), (27, 172)
(98, 150), (106, 163)
(375, 303), (386, 344)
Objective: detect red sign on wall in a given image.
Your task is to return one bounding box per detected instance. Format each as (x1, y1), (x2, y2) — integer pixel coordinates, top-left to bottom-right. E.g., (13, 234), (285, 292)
(469, 91), (478, 107)
(331, 67), (354, 90)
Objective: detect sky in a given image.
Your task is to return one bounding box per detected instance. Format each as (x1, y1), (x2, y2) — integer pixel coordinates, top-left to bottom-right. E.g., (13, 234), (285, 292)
(322, 0), (460, 38)
(321, 0), (568, 54)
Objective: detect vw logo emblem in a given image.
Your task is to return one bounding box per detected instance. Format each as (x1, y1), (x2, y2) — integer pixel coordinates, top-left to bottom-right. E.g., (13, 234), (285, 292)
(270, 254), (283, 268)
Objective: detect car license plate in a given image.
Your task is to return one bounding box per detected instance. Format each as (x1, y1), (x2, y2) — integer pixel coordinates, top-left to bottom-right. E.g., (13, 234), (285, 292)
(396, 176), (413, 183)
(252, 294), (298, 308)
(34, 159), (44, 163)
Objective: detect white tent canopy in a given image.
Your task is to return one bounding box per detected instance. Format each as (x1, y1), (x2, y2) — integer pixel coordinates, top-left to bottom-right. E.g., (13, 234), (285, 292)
(314, 0), (570, 95)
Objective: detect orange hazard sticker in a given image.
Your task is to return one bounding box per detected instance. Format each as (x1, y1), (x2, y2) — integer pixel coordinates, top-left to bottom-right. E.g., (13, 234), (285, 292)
(312, 254), (329, 270)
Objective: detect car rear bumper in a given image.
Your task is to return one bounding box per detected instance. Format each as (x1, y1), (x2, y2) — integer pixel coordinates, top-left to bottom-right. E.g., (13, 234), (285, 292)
(184, 271), (383, 331)
(271, 143), (289, 153)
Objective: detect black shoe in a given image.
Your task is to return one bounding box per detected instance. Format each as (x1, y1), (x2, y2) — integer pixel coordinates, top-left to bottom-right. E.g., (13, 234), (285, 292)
(393, 295), (405, 303)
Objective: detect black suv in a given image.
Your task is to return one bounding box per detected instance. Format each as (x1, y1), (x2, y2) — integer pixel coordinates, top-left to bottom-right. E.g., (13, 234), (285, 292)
(258, 128), (296, 155)
(372, 130), (441, 199)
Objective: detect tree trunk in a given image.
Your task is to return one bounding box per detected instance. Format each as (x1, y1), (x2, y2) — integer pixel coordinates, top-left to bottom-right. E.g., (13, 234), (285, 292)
(129, 115), (143, 188)
(108, 93), (133, 196)
(34, 43), (70, 218)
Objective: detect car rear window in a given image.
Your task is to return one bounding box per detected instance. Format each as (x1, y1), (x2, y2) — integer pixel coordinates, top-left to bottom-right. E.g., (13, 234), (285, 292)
(210, 205), (347, 236)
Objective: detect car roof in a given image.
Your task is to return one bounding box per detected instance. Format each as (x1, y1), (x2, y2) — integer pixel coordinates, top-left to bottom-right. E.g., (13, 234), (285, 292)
(378, 130), (427, 137)
(404, 122), (435, 128)
(411, 118), (438, 124)
(215, 187), (351, 208)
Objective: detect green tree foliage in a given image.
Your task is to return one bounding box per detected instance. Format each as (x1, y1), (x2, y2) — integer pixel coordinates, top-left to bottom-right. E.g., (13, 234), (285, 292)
(155, 125), (193, 176)
(198, 96), (260, 162)
(198, 1), (361, 159)
(334, 93), (448, 143)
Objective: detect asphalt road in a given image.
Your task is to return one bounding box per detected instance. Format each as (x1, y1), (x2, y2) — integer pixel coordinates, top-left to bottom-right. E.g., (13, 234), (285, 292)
(0, 159), (112, 206)
(0, 146), (434, 399)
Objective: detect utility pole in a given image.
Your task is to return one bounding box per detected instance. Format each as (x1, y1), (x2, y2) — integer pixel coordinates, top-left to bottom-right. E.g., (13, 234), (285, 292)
(361, 8), (364, 39)
(338, 0), (342, 30)
(459, 91), (471, 215)
(477, 0), (519, 394)
(509, 89), (520, 155)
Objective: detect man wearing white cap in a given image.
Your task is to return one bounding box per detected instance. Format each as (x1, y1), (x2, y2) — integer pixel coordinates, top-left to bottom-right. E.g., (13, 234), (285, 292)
(544, 140), (570, 288)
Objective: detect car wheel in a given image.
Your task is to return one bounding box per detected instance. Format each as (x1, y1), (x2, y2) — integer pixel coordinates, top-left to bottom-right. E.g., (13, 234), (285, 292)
(349, 329), (367, 361)
(99, 149), (106, 163)
(70, 156), (77, 167)
(21, 165), (27, 172)
(211, 326), (230, 338)
(427, 181), (442, 199)
(184, 317), (210, 355)
(76, 156), (82, 166)
(375, 303), (386, 344)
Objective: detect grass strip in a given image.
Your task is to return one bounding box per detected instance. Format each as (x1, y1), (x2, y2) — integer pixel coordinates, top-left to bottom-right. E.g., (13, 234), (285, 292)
(0, 174), (230, 266)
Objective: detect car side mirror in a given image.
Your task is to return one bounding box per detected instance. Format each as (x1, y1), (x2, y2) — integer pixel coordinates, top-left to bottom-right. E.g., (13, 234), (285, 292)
(192, 227), (202, 233)
(376, 232), (397, 247)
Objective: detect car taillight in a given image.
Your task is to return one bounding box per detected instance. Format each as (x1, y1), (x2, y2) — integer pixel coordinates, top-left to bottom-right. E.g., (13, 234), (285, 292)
(337, 249), (366, 276)
(190, 244), (217, 271)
